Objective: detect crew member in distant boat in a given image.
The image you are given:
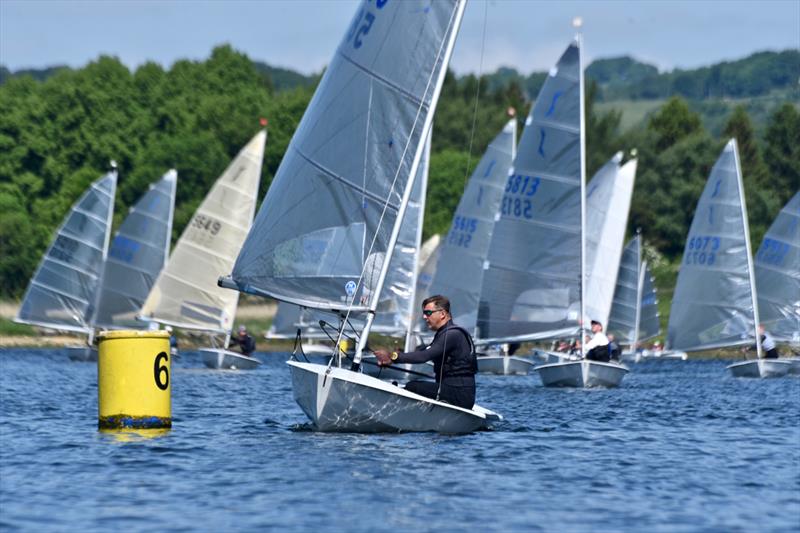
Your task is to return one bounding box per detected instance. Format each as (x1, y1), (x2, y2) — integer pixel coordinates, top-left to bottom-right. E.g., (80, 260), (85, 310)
(230, 325), (256, 356)
(744, 324), (779, 359)
(607, 333), (621, 361)
(374, 295), (477, 409)
(584, 320), (610, 362)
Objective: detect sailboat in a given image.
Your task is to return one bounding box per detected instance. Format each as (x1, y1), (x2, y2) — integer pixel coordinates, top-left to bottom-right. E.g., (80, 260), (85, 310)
(66, 169), (178, 361)
(754, 191), (800, 372)
(423, 119), (528, 374)
(15, 166), (117, 356)
(140, 129), (266, 370)
(222, 0), (501, 433)
(606, 233), (669, 361)
(667, 139), (790, 378)
(470, 37), (628, 387)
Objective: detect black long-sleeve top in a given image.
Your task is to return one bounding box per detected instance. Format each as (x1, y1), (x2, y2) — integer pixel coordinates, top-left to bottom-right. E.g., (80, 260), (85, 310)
(396, 320), (475, 382)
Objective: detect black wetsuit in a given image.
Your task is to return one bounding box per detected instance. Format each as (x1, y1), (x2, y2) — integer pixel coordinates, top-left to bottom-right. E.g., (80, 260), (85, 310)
(395, 320), (476, 409)
(230, 333), (256, 355)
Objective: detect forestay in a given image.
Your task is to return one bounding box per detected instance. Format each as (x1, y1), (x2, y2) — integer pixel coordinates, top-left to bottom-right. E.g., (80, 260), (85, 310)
(668, 139), (758, 352)
(477, 41), (583, 343)
(584, 154), (636, 327)
(15, 171), (117, 333)
(140, 130), (266, 332)
(426, 119), (517, 337)
(755, 191), (800, 343)
(228, 1), (462, 315)
(91, 170), (177, 329)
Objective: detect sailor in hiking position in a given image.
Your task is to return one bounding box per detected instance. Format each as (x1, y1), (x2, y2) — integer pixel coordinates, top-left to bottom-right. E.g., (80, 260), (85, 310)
(374, 295), (477, 409)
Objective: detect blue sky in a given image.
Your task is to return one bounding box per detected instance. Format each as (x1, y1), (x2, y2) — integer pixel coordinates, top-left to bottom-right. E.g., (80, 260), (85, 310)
(1, 0), (798, 75)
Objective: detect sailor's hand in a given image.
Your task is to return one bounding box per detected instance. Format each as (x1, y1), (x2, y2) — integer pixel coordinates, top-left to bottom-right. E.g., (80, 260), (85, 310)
(373, 349), (392, 366)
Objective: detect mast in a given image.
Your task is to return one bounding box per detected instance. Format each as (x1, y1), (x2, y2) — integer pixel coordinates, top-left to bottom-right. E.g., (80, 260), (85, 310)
(633, 233), (645, 353)
(404, 128), (432, 352)
(86, 161), (119, 332)
(732, 139), (763, 358)
(577, 27), (587, 356)
(353, 0), (466, 365)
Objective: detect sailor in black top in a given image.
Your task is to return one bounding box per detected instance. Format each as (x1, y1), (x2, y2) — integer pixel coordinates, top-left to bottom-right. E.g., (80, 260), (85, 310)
(374, 295), (477, 409)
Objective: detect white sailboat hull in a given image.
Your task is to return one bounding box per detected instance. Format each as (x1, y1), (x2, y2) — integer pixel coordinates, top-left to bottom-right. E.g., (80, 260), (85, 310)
(727, 359), (791, 378)
(66, 345), (97, 362)
(288, 361), (501, 433)
(476, 356), (535, 375)
(787, 357), (800, 375)
(535, 360), (629, 388)
(200, 348), (261, 370)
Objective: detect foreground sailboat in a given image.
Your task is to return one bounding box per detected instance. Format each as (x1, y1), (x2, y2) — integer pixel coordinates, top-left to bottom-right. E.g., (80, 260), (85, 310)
(222, 0), (501, 432)
(140, 129), (266, 370)
(754, 191), (800, 372)
(667, 139), (790, 378)
(15, 167), (117, 354)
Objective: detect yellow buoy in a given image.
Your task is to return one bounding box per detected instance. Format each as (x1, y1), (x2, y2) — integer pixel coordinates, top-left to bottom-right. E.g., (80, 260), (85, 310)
(97, 330), (172, 429)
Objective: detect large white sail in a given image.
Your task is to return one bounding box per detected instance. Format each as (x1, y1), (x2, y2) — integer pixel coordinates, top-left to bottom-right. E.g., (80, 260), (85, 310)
(477, 41), (584, 343)
(91, 170), (177, 329)
(584, 155), (637, 327)
(426, 119), (517, 337)
(607, 235), (660, 345)
(667, 139), (758, 352)
(227, 1), (464, 320)
(755, 191), (800, 343)
(15, 170), (117, 333)
(140, 130), (266, 333)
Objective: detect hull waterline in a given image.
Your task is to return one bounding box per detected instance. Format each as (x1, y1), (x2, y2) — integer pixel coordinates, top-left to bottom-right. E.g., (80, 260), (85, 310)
(200, 348), (261, 370)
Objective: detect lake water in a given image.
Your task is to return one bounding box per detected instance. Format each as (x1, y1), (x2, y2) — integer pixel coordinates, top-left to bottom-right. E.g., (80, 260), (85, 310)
(1, 349), (798, 532)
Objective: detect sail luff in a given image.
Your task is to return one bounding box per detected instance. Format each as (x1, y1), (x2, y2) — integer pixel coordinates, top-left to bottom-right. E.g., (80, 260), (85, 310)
(578, 32), (587, 355)
(353, 0), (466, 363)
(732, 139), (762, 358)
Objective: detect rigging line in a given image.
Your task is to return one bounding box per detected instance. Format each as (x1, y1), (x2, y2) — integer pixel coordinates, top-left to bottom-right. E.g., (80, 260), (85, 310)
(463, 0), (490, 188)
(333, 5), (460, 354)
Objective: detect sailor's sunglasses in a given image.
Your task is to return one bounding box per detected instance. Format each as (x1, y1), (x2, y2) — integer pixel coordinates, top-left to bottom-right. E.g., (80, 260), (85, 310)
(422, 309), (443, 317)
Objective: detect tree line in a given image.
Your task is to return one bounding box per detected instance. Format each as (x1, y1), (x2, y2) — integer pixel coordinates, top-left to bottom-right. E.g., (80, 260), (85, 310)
(0, 45), (797, 298)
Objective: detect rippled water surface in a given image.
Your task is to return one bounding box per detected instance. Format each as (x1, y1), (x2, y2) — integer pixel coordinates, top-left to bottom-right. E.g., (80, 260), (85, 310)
(1, 349), (799, 532)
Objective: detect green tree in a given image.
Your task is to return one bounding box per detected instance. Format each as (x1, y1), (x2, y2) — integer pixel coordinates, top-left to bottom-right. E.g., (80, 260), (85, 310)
(763, 103), (800, 209)
(647, 96), (703, 151)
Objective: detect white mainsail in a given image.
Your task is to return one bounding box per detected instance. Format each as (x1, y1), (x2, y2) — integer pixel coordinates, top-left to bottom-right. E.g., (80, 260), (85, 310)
(667, 139), (760, 352)
(607, 235), (661, 345)
(140, 130), (266, 333)
(584, 154), (637, 327)
(477, 40), (583, 343)
(15, 170), (117, 333)
(754, 191), (800, 344)
(91, 170), (177, 329)
(426, 119), (517, 337)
